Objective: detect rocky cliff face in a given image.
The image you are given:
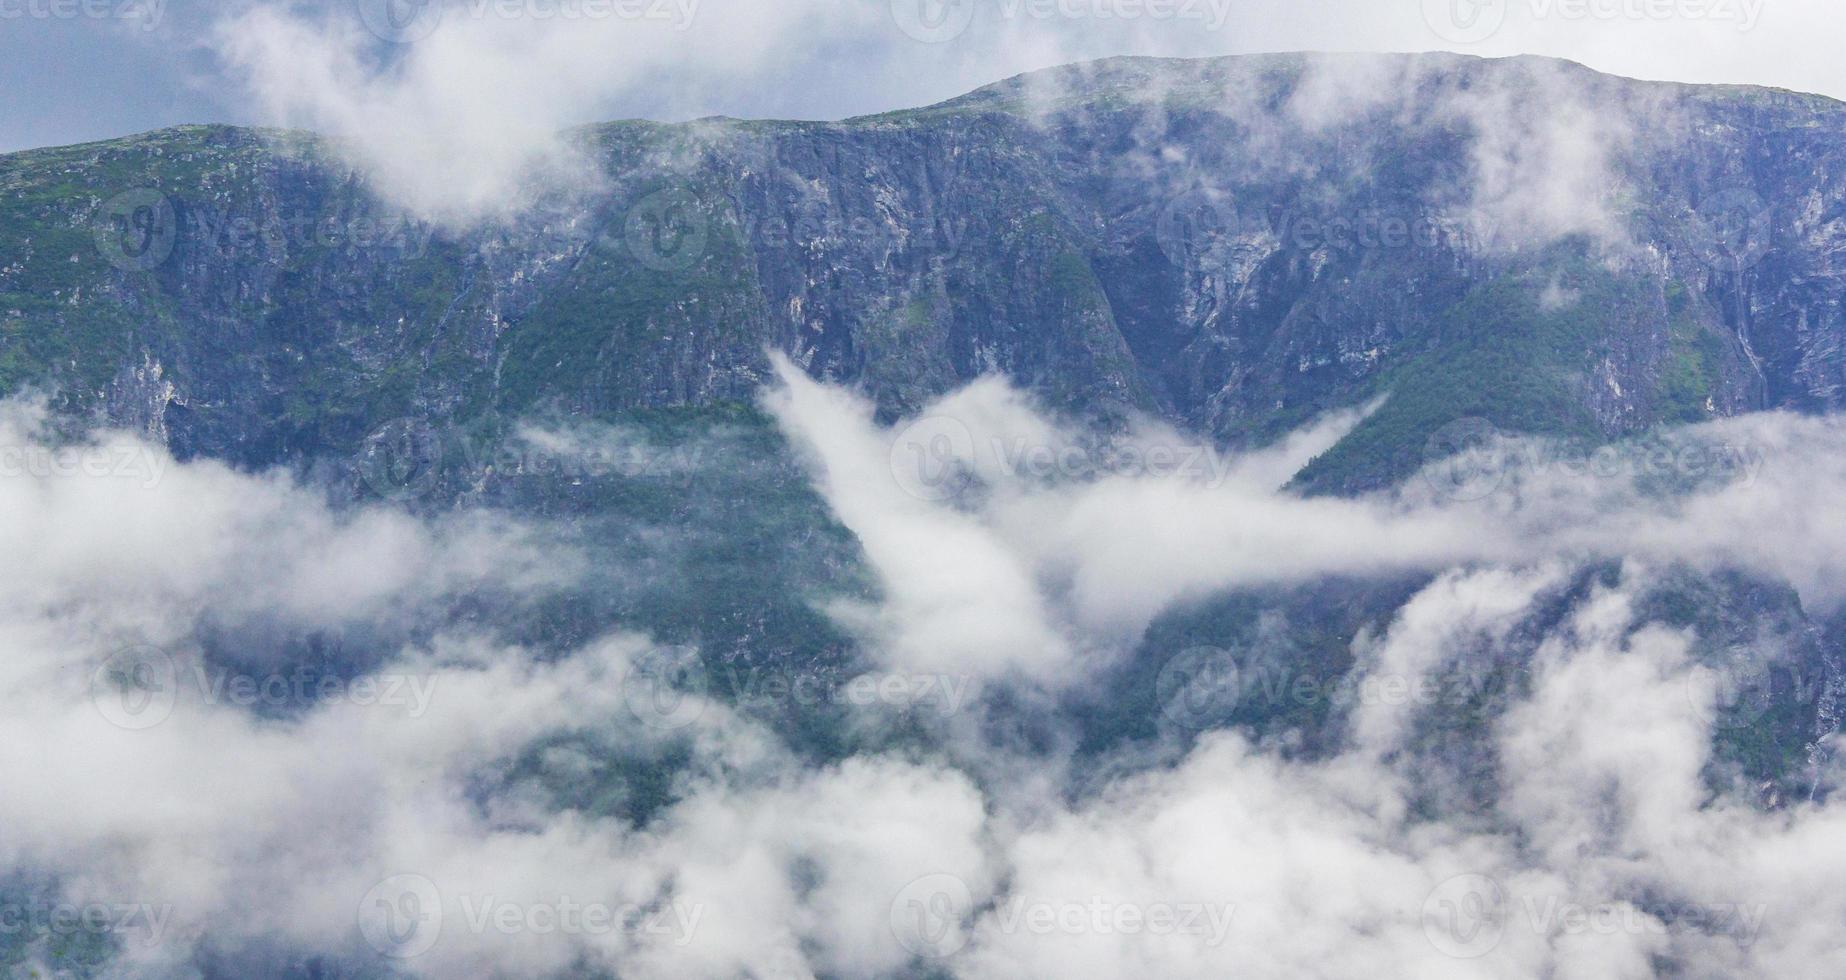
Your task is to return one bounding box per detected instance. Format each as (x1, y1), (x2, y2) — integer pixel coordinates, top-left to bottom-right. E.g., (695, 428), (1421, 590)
(3, 51), (1845, 803)
(8, 52), (1846, 980)
(5, 52), (1846, 492)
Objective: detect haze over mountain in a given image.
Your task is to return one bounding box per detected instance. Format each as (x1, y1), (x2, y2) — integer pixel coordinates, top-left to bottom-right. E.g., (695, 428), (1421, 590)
(7, 53), (1845, 487)
(5, 52), (1846, 980)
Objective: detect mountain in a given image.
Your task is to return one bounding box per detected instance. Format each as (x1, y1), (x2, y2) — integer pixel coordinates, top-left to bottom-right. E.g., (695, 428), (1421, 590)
(5, 47), (1844, 755)
(7, 49), (1846, 980)
(4, 52), (1845, 492)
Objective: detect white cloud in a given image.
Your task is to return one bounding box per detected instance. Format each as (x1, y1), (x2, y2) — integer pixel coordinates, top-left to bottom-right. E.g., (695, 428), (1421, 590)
(11, 366), (1846, 979)
(211, 0), (861, 224)
(186, 0), (1846, 238)
(0, 393), (998, 978)
(763, 354), (1076, 681)
(1348, 563), (1566, 758)
(771, 367), (1846, 661)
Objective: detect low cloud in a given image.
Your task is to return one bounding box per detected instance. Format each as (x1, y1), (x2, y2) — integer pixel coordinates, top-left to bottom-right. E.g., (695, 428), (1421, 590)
(7, 366), (1846, 978)
(210, 0), (857, 224)
(772, 365), (1846, 666)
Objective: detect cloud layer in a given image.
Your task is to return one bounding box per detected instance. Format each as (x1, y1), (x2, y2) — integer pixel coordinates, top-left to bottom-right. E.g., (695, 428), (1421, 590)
(184, 1), (1805, 236)
(5, 363), (1846, 978)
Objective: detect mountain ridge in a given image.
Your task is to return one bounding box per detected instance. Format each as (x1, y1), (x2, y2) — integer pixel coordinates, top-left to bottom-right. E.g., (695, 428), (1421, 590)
(15, 51), (1846, 164)
(3, 50), (1846, 495)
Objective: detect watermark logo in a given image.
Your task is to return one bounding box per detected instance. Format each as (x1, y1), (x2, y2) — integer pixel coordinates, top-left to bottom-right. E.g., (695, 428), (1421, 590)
(1423, 874), (1507, 958)
(93, 189), (178, 274)
(1422, 0), (1508, 43)
(624, 185), (708, 272)
(359, 874), (444, 960)
(1689, 662), (1782, 733)
(1154, 645), (1244, 733)
(90, 645), (179, 731)
(1696, 186), (1774, 276)
(358, 418), (447, 502)
(621, 645), (708, 730)
(1156, 188), (1237, 269)
(890, 0), (977, 41)
(888, 415), (978, 502)
(1422, 417), (1509, 502)
(890, 873), (974, 959)
(355, 0), (444, 42)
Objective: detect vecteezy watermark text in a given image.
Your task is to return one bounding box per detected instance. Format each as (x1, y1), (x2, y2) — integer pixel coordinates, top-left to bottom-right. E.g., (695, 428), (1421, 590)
(0, 443), (167, 488)
(356, 0), (699, 43)
(90, 188), (435, 274)
(725, 667), (977, 716)
(1420, 417), (1767, 503)
(614, 181), (969, 273)
(1422, 0), (1767, 46)
(889, 874), (1236, 959)
(358, 873), (702, 960)
(0, 898), (173, 950)
(888, 415), (1243, 501)
(190, 205), (433, 262)
(0, 0), (163, 29)
(1154, 644), (1506, 733)
(891, 0), (1234, 43)
(1278, 209), (1486, 254)
(621, 649), (979, 731)
(355, 416), (709, 502)
(89, 646), (439, 731)
(1422, 873), (1768, 959)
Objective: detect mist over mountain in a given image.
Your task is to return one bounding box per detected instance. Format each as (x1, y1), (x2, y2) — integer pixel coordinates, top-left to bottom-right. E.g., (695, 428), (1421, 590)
(5, 51), (1846, 980)
(7, 52), (1845, 481)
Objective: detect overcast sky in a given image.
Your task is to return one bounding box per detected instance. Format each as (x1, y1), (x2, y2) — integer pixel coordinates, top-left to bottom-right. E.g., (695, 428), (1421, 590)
(0, 0), (1832, 153)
